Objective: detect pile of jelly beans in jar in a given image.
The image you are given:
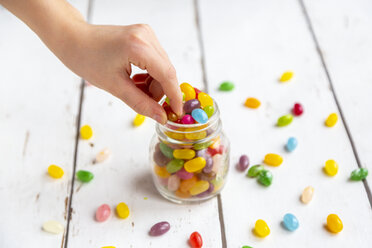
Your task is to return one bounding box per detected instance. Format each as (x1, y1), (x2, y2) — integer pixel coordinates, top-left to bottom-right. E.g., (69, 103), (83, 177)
(152, 83), (229, 202)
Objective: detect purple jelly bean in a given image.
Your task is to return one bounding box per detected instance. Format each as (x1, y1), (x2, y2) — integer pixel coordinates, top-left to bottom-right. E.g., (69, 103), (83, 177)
(196, 149), (208, 158)
(183, 99), (201, 113)
(182, 114), (195, 124)
(176, 167), (194, 180)
(237, 154), (249, 171)
(202, 156), (213, 173)
(149, 221), (170, 236)
(197, 182), (214, 197)
(153, 144), (171, 166)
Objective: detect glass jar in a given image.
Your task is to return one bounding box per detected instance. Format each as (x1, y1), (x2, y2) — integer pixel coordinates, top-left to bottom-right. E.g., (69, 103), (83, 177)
(149, 100), (230, 204)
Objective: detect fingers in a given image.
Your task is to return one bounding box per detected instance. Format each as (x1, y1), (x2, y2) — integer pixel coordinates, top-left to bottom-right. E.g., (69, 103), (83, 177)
(148, 79), (164, 102)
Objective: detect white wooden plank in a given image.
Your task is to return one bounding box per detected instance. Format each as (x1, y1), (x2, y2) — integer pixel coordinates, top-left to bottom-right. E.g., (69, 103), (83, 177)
(303, 0), (372, 191)
(0, 1), (88, 247)
(67, 0), (221, 247)
(198, 0), (372, 247)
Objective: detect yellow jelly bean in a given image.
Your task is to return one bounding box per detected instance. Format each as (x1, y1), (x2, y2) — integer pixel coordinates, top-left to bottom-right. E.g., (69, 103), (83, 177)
(165, 130), (185, 141)
(326, 214), (343, 233)
(185, 130), (207, 140)
(197, 92), (213, 108)
(180, 82), (196, 101)
(184, 157), (206, 173)
(209, 136), (221, 149)
(133, 114), (145, 127)
(324, 159), (338, 176)
(279, 71), (294, 82)
(244, 97), (261, 109)
(189, 180), (209, 195)
(254, 219), (270, 238)
(102, 247), (116, 248)
(179, 176), (197, 193)
(154, 164), (170, 178)
(301, 186), (314, 204)
(48, 165), (64, 179)
(264, 153), (283, 166)
(325, 113), (338, 127)
(116, 202), (130, 219)
(173, 149), (195, 160)
(80, 125), (93, 140)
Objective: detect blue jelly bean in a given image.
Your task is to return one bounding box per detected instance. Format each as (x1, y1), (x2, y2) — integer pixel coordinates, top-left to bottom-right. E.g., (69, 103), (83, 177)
(283, 213), (299, 231)
(285, 137), (298, 152)
(191, 109), (208, 124)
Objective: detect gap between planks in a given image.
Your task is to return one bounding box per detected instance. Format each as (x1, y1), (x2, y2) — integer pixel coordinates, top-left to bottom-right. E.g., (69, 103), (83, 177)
(298, 0), (372, 208)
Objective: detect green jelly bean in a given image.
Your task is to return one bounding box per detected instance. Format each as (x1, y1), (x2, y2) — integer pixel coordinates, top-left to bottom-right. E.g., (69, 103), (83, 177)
(159, 142), (174, 159)
(203, 105), (215, 118)
(76, 170), (94, 183)
(211, 176), (224, 188)
(247, 165), (264, 178)
(242, 246), (253, 248)
(258, 170), (273, 186)
(193, 140), (213, 150)
(219, 81), (235, 91)
(166, 159), (184, 173)
(277, 114), (293, 127)
(350, 168), (368, 181)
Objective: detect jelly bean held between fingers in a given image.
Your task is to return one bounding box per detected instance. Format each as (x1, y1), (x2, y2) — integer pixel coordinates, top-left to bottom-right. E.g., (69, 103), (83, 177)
(254, 219), (270, 238)
(42, 220), (64, 234)
(350, 168), (368, 181)
(257, 170), (273, 186)
(76, 170), (94, 183)
(244, 97), (261, 109)
(301, 186), (314, 204)
(325, 113), (338, 127)
(80, 124), (93, 140)
(48, 165), (64, 179)
(292, 103), (304, 116)
(277, 114), (293, 127)
(96, 204), (111, 222)
(189, 231), (203, 248)
(247, 165), (264, 178)
(237, 155), (249, 171)
(180, 82), (196, 101)
(149, 221), (171, 236)
(133, 114), (146, 127)
(116, 202), (130, 219)
(279, 71), (294, 82)
(219, 81), (235, 91)
(324, 159), (338, 176)
(326, 214), (343, 233)
(191, 109), (209, 124)
(283, 213), (299, 231)
(286, 137), (298, 152)
(264, 153), (283, 166)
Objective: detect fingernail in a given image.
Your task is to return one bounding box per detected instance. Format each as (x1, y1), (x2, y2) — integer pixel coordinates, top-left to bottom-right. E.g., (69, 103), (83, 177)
(154, 114), (166, 125)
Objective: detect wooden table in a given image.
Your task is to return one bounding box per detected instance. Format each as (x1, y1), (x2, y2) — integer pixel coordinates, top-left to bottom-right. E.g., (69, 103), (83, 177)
(1, 0), (372, 247)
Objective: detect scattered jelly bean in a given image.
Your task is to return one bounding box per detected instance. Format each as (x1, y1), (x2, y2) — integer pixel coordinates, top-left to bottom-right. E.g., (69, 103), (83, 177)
(301, 186), (314, 204)
(326, 214), (343, 233)
(96, 204), (111, 222)
(154, 164), (171, 178)
(292, 103), (304, 116)
(254, 219), (270, 238)
(350, 168), (368, 181)
(173, 149), (195, 160)
(325, 113), (338, 127)
(149, 221), (171, 236)
(48, 165), (64, 179)
(133, 114), (145, 127)
(190, 180), (210, 195)
(180, 82), (196, 101)
(185, 157), (206, 172)
(95, 148), (111, 163)
(176, 167), (194, 180)
(219, 81), (235, 91)
(76, 170), (94, 183)
(203, 105), (215, 118)
(198, 92), (213, 108)
(279, 71), (294, 82)
(244, 97), (261, 109)
(277, 114), (293, 127)
(247, 165), (264, 178)
(237, 155), (249, 171)
(184, 99), (201, 114)
(242, 246), (253, 248)
(166, 159), (184, 173)
(202, 156), (213, 173)
(191, 109), (209, 124)
(42, 220), (64, 234)
(285, 137), (298, 152)
(167, 174), (181, 191)
(258, 170), (273, 186)
(80, 125), (93, 140)
(116, 202), (130, 219)
(264, 153), (283, 166)
(324, 159), (338, 176)
(159, 143), (174, 159)
(101, 246), (116, 248)
(189, 231), (203, 248)
(283, 213), (299, 231)
(179, 176), (197, 193)
(182, 114), (195, 124)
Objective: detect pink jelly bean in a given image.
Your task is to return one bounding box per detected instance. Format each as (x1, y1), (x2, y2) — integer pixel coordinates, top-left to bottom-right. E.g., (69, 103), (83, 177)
(95, 204), (111, 222)
(167, 174), (180, 191)
(149, 221), (170, 236)
(182, 114), (195, 124)
(176, 167), (194, 180)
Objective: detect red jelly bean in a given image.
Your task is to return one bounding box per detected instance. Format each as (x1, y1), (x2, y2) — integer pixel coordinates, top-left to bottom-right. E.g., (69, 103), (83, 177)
(207, 146), (224, 156)
(292, 103), (304, 116)
(132, 73), (149, 82)
(95, 204), (111, 222)
(194, 88), (201, 99)
(189, 231), (203, 248)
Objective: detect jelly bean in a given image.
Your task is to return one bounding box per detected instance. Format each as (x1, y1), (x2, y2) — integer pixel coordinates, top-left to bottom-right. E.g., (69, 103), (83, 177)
(194, 88), (201, 99)
(176, 167), (194, 180)
(247, 164), (264, 178)
(210, 136), (221, 149)
(208, 146), (223, 157)
(76, 170), (94, 183)
(326, 214), (343, 233)
(350, 168), (368, 181)
(153, 147), (171, 167)
(279, 71), (294, 82)
(182, 114), (195, 124)
(198, 171), (216, 182)
(48, 165), (64, 179)
(242, 246), (253, 248)
(164, 106), (179, 122)
(179, 176), (197, 193)
(189, 231), (203, 248)
(258, 170), (273, 186)
(133, 114), (145, 127)
(132, 73), (148, 82)
(101, 246), (116, 248)
(173, 149), (195, 160)
(285, 137), (298, 152)
(244, 97), (261, 109)
(198, 92), (214, 108)
(95, 148), (111, 163)
(292, 103), (303, 116)
(254, 219), (270, 238)
(165, 130), (185, 141)
(324, 159), (338, 176)
(154, 164), (171, 178)
(167, 175), (181, 191)
(301, 186), (314, 204)
(190, 180), (210, 195)
(325, 113), (338, 127)
(203, 105), (215, 118)
(185, 157), (206, 172)
(202, 156), (213, 173)
(180, 82), (196, 101)
(80, 125), (93, 140)
(197, 183), (214, 197)
(264, 153), (283, 166)
(159, 143), (174, 159)
(95, 204), (111, 222)
(196, 148), (208, 158)
(166, 159), (184, 173)
(283, 213), (299, 231)
(277, 114), (293, 127)
(238, 155), (249, 171)
(211, 176), (224, 192)
(175, 189), (191, 198)
(149, 221), (170, 236)
(219, 81), (235, 91)
(158, 177), (169, 186)
(212, 154), (223, 174)
(185, 129), (207, 140)
(191, 109), (209, 124)
(184, 99), (201, 114)
(194, 140), (213, 151)
(42, 220), (64, 234)
(116, 202), (130, 219)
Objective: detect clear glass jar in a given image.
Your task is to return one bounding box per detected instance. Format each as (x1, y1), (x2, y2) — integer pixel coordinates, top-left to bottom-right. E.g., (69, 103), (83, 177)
(149, 100), (230, 204)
